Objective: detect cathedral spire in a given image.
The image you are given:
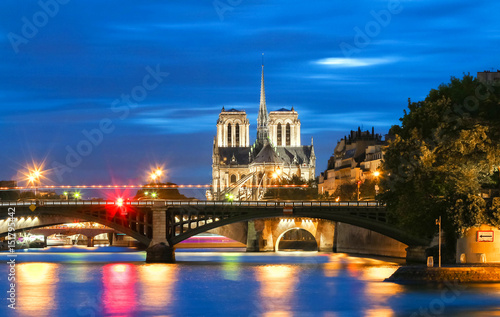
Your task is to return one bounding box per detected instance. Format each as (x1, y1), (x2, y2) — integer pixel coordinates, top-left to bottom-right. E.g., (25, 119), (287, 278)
(257, 53), (269, 144)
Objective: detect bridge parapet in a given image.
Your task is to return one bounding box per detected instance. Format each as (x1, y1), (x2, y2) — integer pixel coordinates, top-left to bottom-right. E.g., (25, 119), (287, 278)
(0, 199), (384, 208)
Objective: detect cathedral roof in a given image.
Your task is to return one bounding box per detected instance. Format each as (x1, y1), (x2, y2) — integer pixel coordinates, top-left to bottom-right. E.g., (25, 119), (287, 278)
(217, 145), (315, 166)
(218, 147), (251, 165)
(253, 143), (283, 164)
(222, 107), (245, 113)
(275, 146), (314, 165)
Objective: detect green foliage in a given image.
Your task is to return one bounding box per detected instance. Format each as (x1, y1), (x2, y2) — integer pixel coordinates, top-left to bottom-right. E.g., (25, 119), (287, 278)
(325, 179), (378, 201)
(135, 182), (190, 200)
(381, 74), (500, 239)
(0, 190), (20, 201)
(266, 175), (318, 200)
(332, 183), (357, 201)
(487, 197), (500, 227)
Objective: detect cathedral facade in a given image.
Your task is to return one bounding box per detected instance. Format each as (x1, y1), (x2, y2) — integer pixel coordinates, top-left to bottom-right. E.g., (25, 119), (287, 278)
(208, 65), (316, 200)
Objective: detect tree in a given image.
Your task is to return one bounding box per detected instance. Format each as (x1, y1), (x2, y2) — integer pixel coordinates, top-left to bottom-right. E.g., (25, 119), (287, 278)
(134, 182), (191, 200)
(331, 183), (357, 201)
(0, 190), (20, 201)
(380, 74), (500, 244)
(265, 175), (318, 200)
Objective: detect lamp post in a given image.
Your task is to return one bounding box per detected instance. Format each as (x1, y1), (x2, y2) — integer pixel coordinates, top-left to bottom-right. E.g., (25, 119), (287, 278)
(436, 216), (442, 268)
(150, 172), (158, 184)
(373, 170), (380, 198)
(149, 168), (163, 184)
(27, 167), (43, 198)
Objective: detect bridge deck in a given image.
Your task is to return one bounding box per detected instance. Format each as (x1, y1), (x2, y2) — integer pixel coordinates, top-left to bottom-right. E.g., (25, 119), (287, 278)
(0, 200), (382, 207)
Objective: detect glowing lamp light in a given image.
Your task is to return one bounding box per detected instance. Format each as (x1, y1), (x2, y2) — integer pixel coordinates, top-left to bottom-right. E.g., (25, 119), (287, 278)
(116, 198), (124, 207)
(155, 169), (162, 176)
(373, 171), (380, 177)
(151, 192), (157, 198)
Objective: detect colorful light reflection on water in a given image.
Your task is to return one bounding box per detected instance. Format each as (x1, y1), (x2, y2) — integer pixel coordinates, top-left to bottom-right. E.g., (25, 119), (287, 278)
(1, 248), (500, 316)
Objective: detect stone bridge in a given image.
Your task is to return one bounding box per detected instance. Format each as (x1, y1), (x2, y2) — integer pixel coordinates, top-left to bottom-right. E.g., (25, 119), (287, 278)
(0, 200), (430, 262)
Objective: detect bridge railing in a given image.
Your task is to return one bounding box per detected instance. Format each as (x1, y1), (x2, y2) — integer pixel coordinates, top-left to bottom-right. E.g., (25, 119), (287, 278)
(0, 200), (383, 207)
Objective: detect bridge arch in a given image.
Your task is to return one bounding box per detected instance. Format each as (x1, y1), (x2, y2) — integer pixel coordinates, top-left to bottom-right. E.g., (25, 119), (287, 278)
(169, 207), (429, 247)
(275, 227), (318, 251)
(0, 205), (152, 245)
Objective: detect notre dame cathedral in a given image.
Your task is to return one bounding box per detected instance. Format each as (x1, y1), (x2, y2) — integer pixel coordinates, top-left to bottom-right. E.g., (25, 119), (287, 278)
(207, 64), (316, 200)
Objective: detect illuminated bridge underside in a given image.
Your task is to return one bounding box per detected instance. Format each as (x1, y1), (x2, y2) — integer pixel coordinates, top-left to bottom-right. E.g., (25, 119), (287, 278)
(0, 204), (153, 245)
(0, 201), (430, 247)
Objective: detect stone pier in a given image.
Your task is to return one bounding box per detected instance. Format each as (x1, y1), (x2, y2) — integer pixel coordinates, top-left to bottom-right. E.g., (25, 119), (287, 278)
(146, 205), (175, 263)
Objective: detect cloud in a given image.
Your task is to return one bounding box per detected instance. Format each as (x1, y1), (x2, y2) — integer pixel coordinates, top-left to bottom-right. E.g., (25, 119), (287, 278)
(302, 111), (399, 134)
(314, 57), (398, 68)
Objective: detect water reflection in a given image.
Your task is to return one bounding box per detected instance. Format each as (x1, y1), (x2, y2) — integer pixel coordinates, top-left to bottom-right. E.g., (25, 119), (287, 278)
(17, 263), (59, 316)
(2, 251), (500, 317)
(137, 264), (177, 311)
(102, 263), (137, 316)
(255, 265), (298, 315)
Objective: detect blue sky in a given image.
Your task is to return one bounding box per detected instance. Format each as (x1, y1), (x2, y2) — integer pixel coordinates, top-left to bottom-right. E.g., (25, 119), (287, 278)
(1, 0), (499, 197)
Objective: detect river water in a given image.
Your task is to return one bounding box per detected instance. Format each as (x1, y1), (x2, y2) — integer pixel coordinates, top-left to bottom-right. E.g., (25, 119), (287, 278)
(1, 246), (500, 316)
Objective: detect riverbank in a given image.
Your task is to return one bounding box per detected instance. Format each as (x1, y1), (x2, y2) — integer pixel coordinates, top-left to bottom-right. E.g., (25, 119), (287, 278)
(386, 265), (500, 284)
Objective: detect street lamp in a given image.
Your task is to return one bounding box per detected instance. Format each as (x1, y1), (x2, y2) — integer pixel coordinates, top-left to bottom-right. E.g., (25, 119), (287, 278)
(149, 167), (164, 184)
(436, 216), (442, 268)
(155, 168), (162, 178)
(150, 172), (158, 183)
(27, 167), (43, 198)
(373, 170), (380, 198)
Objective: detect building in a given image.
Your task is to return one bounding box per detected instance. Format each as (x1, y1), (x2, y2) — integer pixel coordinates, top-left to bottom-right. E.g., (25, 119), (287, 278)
(477, 70), (500, 83)
(318, 127), (385, 197)
(208, 64), (315, 200)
